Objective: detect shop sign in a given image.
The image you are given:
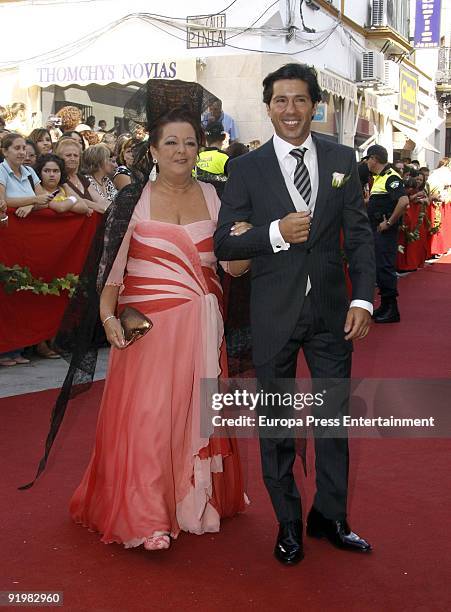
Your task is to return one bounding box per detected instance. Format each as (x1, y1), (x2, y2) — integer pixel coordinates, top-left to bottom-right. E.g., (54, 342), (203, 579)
(20, 60), (196, 87)
(399, 68), (418, 125)
(317, 70), (357, 103)
(414, 0), (441, 49)
(187, 13), (226, 48)
(313, 103), (327, 123)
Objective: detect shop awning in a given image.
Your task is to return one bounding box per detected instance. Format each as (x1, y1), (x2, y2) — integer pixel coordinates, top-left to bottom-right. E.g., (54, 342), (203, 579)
(2, 15), (198, 88)
(317, 69), (357, 103)
(392, 120), (440, 154)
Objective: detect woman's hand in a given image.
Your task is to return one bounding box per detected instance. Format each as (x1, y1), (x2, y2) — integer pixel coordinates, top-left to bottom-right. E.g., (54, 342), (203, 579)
(230, 221), (253, 236)
(15, 205), (34, 218)
(0, 200), (8, 228)
(34, 194), (53, 207)
(103, 317), (126, 349)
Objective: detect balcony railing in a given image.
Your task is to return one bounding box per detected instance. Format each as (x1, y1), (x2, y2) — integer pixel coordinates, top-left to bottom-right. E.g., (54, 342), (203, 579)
(437, 47), (451, 85)
(371, 0), (409, 41)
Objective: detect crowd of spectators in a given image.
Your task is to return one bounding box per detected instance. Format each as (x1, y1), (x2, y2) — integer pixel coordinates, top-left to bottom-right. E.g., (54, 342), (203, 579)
(0, 103), (249, 367)
(360, 155), (451, 213)
(0, 106), (151, 366)
(3, 100), (449, 368)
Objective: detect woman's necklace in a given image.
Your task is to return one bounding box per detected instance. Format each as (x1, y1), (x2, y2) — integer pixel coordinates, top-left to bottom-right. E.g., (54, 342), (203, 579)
(69, 174), (83, 191)
(91, 173), (107, 198)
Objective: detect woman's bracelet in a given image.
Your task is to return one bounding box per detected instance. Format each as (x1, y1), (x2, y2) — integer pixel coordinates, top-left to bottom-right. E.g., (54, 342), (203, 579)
(102, 315), (117, 326)
(68, 195), (77, 204)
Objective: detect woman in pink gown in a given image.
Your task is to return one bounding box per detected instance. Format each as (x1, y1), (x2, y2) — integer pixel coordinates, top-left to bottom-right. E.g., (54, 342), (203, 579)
(69, 107), (250, 550)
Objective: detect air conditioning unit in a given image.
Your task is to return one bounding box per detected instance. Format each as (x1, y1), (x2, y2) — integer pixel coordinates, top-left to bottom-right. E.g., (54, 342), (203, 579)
(371, 0), (387, 27)
(361, 51), (385, 82)
(383, 60), (399, 92)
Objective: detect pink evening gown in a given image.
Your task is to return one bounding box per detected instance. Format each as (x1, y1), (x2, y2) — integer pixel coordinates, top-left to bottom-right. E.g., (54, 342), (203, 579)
(70, 180), (246, 546)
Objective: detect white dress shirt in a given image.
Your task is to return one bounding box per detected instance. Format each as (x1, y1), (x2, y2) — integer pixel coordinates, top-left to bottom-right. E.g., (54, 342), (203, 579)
(268, 133), (373, 314)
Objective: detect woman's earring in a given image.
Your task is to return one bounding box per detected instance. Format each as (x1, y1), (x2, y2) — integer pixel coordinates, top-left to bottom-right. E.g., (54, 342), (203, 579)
(152, 158), (158, 164)
(150, 159), (158, 182)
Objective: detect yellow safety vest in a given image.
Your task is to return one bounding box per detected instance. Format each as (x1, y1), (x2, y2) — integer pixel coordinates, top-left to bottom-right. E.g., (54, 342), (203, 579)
(196, 148), (228, 175)
(370, 167), (402, 197)
(369, 166), (404, 217)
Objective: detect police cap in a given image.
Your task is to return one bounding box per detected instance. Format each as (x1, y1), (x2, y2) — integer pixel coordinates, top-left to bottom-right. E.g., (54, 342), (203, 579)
(366, 144), (388, 164)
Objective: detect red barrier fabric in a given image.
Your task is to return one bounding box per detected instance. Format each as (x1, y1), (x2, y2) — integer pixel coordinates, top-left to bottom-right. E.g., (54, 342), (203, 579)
(428, 201), (451, 257)
(0, 209), (100, 352)
(396, 203), (428, 271)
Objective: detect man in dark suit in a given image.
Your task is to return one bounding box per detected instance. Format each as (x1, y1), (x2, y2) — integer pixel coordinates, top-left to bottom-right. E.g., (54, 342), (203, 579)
(214, 63), (376, 565)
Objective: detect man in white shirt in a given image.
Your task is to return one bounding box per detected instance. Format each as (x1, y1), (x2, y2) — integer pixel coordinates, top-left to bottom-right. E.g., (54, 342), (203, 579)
(215, 63), (375, 565)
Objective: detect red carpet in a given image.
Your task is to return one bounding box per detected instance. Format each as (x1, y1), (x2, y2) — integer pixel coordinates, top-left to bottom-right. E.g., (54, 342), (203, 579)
(1, 256), (451, 611)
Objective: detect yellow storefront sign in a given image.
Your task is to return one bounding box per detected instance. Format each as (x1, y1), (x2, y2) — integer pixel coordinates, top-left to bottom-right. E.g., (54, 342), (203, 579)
(399, 68), (418, 125)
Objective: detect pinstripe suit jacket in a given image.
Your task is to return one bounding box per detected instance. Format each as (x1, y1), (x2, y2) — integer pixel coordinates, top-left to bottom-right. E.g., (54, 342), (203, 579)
(214, 133), (375, 367)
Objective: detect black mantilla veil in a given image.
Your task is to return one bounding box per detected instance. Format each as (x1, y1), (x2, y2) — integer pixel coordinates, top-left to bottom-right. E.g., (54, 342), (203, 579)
(125, 79), (219, 134)
(20, 79), (219, 490)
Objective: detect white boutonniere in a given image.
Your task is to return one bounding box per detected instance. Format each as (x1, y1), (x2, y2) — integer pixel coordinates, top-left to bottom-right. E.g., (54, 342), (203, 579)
(332, 172), (350, 188)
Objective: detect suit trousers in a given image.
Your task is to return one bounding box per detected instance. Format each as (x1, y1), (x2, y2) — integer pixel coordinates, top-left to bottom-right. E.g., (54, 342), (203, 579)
(255, 294), (352, 523)
(371, 221), (399, 299)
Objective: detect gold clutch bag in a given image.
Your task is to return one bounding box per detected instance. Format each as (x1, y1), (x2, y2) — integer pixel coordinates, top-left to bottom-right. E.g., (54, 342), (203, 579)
(119, 306), (153, 347)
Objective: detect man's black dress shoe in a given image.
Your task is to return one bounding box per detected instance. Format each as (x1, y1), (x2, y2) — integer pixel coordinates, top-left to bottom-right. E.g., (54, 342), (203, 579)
(306, 507), (372, 552)
(373, 299), (400, 324)
(274, 519), (304, 565)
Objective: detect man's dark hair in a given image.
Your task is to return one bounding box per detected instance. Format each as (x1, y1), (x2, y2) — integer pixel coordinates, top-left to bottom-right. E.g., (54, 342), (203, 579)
(226, 142), (248, 159)
(205, 121), (225, 145)
(262, 63), (322, 106)
(407, 167), (419, 177)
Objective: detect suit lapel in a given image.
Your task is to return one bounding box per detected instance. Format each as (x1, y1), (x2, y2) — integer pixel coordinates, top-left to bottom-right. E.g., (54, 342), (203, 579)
(255, 140), (297, 216)
(308, 133), (332, 244)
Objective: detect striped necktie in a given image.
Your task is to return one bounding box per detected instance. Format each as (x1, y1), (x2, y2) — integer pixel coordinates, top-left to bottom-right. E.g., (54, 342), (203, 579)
(290, 147), (311, 208)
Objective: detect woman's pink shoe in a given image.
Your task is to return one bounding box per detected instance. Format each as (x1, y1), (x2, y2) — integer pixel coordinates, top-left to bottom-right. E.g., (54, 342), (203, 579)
(143, 534), (171, 551)
(14, 355), (31, 364)
(0, 358), (17, 367)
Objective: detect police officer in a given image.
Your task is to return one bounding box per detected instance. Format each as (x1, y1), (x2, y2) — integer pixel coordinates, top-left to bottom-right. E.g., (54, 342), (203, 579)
(366, 145), (409, 323)
(196, 122), (230, 196)
(197, 122), (229, 177)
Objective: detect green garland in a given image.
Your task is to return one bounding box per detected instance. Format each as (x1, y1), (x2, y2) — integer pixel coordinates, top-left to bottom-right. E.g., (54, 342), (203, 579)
(0, 263), (79, 297)
(425, 201), (442, 236)
(400, 200), (442, 244)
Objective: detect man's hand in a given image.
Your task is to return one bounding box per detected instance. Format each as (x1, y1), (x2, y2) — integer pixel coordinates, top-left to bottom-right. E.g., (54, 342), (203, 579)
(377, 215), (393, 233)
(279, 212), (311, 244)
(344, 307), (371, 341)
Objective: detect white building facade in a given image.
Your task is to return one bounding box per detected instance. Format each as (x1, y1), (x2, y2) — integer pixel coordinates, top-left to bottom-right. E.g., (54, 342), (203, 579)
(0, 0), (445, 164)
